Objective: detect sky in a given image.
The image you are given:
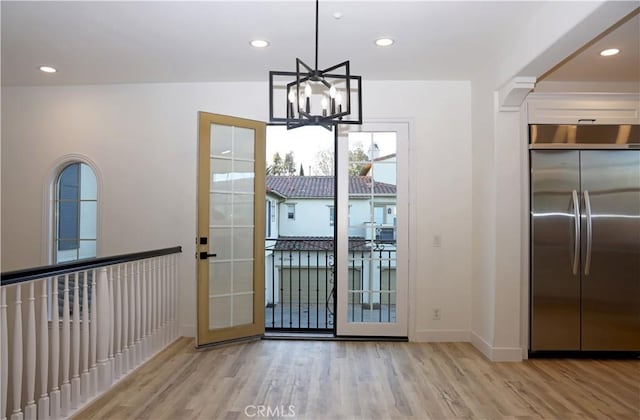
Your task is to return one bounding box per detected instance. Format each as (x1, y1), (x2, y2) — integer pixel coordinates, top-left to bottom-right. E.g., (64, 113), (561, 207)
(266, 126), (396, 175)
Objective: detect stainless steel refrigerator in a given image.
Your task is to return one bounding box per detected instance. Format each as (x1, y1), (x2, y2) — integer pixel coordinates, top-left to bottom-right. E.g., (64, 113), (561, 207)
(530, 125), (640, 353)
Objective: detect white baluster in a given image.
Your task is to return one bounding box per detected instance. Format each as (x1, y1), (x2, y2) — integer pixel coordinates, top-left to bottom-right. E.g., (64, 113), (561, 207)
(96, 268), (112, 391)
(1, 288), (8, 420)
(172, 254), (177, 339)
(60, 275), (70, 416)
(114, 265), (122, 378)
(166, 256), (171, 342)
(134, 261), (142, 366)
(121, 263), (129, 373)
(108, 266), (115, 382)
(89, 270), (98, 398)
(141, 260), (148, 360)
(151, 258), (157, 352)
(23, 283), (37, 420)
(49, 278), (60, 420)
(164, 256), (169, 344)
(10, 285), (23, 420)
(151, 259), (156, 352)
(161, 256), (167, 346)
(81, 272), (90, 402)
(147, 259), (153, 356)
(37, 280), (50, 420)
(71, 276), (80, 408)
(174, 253), (179, 339)
(159, 258), (164, 347)
(126, 263), (134, 371)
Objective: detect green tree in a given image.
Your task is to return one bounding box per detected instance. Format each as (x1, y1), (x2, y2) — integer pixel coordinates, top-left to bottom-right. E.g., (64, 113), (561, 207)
(312, 147), (369, 176)
(348, 146), (369, 175)
(314, 149), (334, 175)
(267, 152), (284, 175)
(284, 151), (296, 175)
(299, 164), (305, 176)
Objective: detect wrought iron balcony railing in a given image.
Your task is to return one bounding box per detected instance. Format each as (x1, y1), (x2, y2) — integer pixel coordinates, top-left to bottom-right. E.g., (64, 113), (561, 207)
(265, 237), (396, 331)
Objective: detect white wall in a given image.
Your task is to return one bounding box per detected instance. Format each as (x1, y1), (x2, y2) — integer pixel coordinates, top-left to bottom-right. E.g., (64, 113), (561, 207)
(277, 198), (335, 237)
(1, 80), (473, 339)
(277, 197), (395, 239)
(364, 82), (473, 341)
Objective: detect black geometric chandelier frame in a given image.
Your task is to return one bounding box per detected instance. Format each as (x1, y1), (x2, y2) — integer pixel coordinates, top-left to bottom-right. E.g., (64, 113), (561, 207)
(269, 0), (362, 130)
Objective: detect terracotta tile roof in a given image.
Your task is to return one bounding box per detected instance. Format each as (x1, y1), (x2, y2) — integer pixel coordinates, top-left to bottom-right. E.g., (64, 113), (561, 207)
(269, 236), (371, 252)
(265, 176), (395, 198)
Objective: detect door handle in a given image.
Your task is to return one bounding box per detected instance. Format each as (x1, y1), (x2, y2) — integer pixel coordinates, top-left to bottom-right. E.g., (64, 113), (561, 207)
(571, 190), (580, 275)
(584, 190), (593, 276)
(199, 252), (217, 260)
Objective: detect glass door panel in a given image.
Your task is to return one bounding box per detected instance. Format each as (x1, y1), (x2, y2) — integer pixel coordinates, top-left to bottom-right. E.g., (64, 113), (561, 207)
(197, 112), (265, 347)
(337, 124), (408, 336)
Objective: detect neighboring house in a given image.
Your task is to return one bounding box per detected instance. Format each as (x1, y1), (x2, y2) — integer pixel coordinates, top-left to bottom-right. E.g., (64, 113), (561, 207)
(266, 175), (397, 238)
(264, 175), (397, 309)
(265, 188), (284, 240)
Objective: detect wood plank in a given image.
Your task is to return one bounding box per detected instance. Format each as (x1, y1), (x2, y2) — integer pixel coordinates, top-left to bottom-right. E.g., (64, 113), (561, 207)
(73, 338), (640, 419)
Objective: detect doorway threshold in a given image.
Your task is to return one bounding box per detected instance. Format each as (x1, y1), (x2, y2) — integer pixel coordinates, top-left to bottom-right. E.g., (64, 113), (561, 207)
(263, 331), (335, 340)
(263, 332), (408, 342)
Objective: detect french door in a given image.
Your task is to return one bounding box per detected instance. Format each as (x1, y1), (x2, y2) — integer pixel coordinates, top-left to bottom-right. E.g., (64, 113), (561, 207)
(336, 122), (409, 336)
(196, 112), (265, 347)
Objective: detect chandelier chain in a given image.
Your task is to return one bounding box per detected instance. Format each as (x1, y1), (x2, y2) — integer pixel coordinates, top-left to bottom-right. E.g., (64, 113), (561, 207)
(315, 0), (319, 71)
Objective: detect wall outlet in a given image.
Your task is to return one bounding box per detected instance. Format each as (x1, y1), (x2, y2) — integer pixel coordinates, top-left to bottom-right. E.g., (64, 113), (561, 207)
(433, 308), (441, 320)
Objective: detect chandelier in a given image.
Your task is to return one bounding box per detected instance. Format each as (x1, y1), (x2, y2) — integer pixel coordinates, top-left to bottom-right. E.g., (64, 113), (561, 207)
(269, 0), (362, 130)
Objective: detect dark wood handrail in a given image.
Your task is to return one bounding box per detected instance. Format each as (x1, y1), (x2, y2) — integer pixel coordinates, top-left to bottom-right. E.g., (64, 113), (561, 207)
(1, 246), (182, 286)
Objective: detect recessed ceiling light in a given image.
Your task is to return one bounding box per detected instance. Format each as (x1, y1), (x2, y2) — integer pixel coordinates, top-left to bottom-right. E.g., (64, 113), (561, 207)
(250, 39), (269, 48)
(600, 48), (620, 57)
(39, 66), (57, 73)
(333, 12), (343, 20)
(375, 38), (394, 47)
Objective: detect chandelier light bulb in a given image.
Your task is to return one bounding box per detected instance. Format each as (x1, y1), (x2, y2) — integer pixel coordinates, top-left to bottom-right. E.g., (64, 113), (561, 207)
(329, 85), (337, 98)
(335, 92), (343, 105)
(288, 89), (297, 104)
(305, 83), (312, 97)
(321, 97), (328, 109)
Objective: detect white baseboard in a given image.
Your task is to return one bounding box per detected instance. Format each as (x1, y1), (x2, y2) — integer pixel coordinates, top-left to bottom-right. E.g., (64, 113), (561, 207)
(180, 324), (196, 338)
(471, 332), (523, 362)
(471, 331), (493, 359)
(493, 346), (524, 362)
(412, 329), (470, 342)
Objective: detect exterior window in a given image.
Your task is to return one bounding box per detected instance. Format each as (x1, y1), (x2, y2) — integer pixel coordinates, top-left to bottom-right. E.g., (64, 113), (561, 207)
(287, 204), (295, 220)
(55, 162), (97, 263)
(329, 206), (335, 226)
(266, 200), (272, 237)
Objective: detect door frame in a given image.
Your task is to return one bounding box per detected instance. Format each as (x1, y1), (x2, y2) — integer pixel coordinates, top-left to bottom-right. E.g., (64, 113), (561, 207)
(336, 121), (410, 337)
(196, 112), (266, 347)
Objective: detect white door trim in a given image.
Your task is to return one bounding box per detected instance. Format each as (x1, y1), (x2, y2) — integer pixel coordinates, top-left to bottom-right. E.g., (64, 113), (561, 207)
(336, 121), (410, 336)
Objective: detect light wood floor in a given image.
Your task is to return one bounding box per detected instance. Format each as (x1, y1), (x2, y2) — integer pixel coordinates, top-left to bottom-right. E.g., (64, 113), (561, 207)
(74, 338), (639, 420)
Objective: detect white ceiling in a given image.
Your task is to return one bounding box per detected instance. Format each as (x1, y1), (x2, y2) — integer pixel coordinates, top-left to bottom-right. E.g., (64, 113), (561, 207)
(542, 10), (639, 82)
(1, 1), (638, 87)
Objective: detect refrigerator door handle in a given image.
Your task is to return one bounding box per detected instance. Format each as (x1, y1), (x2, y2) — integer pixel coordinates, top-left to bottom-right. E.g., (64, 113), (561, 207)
(584, 190), (593, 276)
(571, 190), (580, 275)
